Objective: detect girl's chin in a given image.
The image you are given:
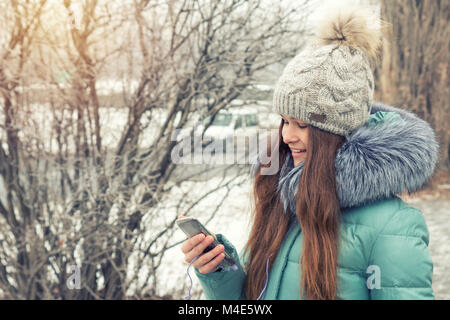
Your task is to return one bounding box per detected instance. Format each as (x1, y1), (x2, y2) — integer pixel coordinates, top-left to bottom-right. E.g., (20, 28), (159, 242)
(294, 159), (305, 167)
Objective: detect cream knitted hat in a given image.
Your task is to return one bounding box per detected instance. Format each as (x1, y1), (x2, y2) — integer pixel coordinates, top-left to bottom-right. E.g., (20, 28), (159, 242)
(273, 8), (383, 136)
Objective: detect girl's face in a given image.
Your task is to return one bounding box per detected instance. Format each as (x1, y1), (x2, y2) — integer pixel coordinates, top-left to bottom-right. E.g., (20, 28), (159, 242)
(280, 114), (309, 167)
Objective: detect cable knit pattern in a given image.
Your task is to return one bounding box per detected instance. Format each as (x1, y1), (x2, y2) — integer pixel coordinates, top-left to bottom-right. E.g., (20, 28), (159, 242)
(273, 44), (374, 136)
(272, 8), (383, 136)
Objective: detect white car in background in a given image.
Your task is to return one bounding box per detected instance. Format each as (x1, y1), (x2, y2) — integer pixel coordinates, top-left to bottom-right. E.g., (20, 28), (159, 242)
(174, 106), (276, 159)
(199, 107), (261, 153)
(203, 107), (258, 138)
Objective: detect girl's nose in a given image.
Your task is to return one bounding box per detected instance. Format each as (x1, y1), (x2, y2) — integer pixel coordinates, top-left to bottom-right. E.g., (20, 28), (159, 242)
(282, 125), (299, 144)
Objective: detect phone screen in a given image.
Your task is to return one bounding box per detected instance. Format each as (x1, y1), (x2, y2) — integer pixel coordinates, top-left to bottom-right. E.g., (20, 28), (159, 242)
(176, 217), (215, 239)
(178, 219), (204, 237)
(176, 217), (236, 268)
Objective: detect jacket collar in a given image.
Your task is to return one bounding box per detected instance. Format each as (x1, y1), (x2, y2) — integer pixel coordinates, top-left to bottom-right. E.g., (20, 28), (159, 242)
(254, 101), (439, 211)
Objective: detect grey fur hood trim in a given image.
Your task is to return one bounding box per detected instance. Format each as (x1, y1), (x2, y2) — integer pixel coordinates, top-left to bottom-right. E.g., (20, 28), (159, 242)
(251, 101), (439, 211)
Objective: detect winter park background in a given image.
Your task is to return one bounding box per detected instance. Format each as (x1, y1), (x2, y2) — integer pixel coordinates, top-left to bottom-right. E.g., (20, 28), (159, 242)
(0, 0), (448, 300)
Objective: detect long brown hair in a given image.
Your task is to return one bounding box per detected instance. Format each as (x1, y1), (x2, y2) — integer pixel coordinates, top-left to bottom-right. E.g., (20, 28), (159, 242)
(243, 120), (345, 300)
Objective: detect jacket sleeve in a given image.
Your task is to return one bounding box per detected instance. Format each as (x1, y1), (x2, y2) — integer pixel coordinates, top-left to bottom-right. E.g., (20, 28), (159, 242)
(368, 207), (434, 300)
(194, 233), (247, 300)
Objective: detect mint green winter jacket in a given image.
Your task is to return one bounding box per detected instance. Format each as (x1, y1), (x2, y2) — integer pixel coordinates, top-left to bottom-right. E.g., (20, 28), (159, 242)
(194, 103), (437, 300)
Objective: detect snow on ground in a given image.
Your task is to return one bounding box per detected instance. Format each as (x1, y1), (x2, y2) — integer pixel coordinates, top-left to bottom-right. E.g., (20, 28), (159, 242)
(2, 103), (279, 156)
(96, 79), (139, 96)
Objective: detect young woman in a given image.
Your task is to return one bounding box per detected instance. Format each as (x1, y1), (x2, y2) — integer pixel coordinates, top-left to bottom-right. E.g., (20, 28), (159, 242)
(180, 8), (438, 300)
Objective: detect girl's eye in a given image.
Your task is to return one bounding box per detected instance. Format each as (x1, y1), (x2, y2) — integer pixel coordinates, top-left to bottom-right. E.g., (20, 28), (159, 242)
(282, 119), (307, 129)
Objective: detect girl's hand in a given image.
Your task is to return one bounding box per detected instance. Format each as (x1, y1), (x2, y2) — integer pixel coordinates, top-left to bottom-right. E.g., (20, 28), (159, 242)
(179, 216), (225, 274)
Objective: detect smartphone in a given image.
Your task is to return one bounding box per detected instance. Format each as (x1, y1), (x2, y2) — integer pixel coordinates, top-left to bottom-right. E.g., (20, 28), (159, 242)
(176, 217), (236, 269)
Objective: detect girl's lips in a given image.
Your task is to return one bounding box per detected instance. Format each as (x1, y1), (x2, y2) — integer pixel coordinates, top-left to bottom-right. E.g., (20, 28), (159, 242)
(291, 150), (306, 158)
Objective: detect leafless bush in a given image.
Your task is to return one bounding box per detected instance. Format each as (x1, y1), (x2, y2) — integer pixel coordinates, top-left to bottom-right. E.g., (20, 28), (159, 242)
(0, 0), (311, 299)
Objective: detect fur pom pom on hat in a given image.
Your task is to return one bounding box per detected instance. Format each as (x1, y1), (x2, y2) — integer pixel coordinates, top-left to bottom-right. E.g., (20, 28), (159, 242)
(317, 8), (383, 64)
(273, 7), (384, 136)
